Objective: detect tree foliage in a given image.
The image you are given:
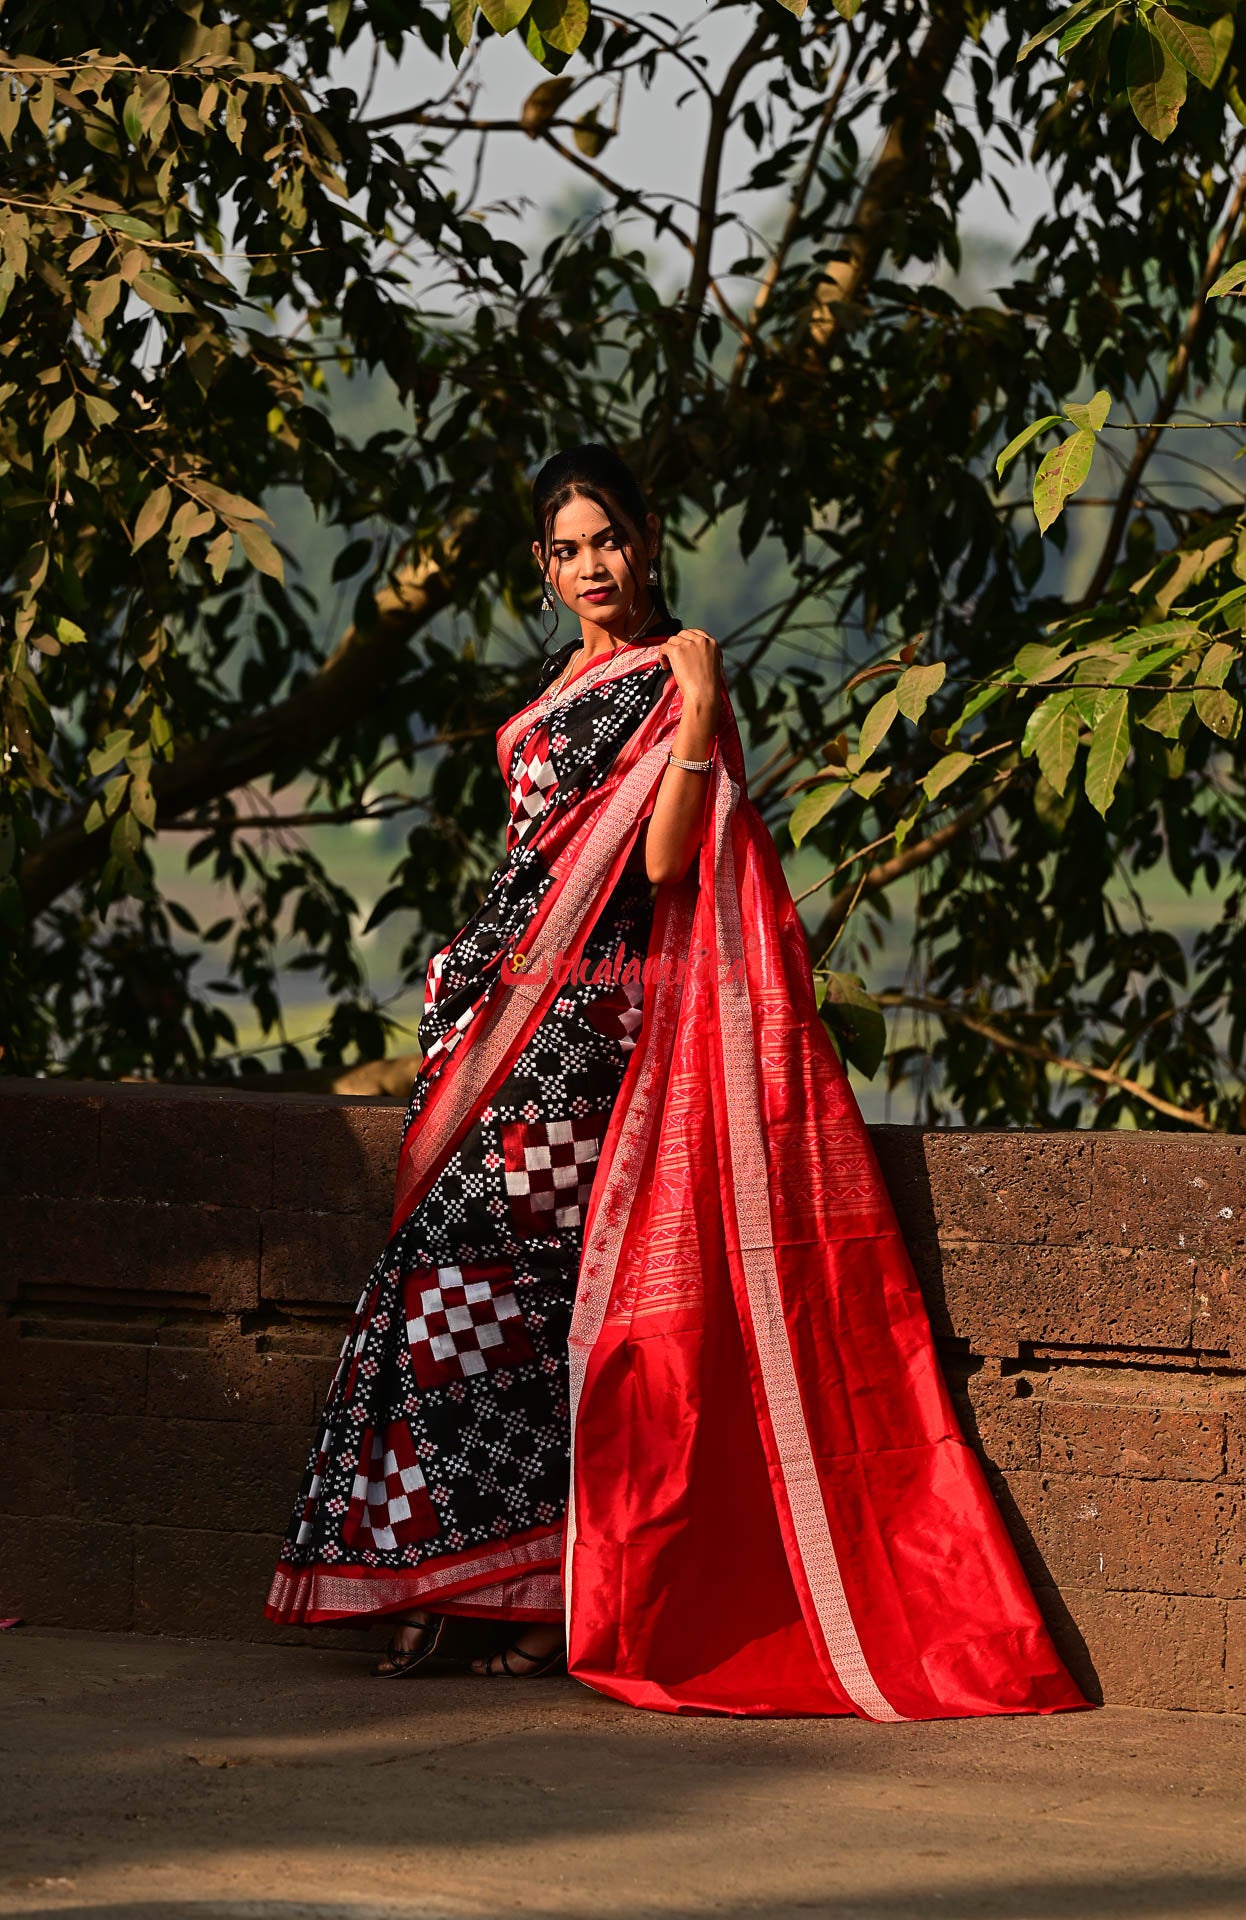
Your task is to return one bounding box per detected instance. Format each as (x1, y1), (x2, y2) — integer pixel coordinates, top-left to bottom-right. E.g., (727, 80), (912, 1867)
(3, 0), (1246, 1132)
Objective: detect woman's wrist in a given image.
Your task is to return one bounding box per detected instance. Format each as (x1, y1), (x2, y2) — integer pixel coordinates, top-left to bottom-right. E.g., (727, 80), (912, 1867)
(674, 695), (719, 761)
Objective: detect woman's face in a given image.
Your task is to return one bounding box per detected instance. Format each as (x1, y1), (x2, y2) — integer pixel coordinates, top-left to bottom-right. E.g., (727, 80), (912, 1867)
(535, 495), (654, 630)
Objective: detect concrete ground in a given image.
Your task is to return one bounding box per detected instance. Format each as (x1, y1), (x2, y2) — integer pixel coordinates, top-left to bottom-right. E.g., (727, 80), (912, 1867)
(3, 1631), (1246, 1920)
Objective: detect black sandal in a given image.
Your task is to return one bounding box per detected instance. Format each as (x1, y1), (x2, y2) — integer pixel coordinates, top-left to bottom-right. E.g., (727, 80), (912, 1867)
(475, 1639), (566, 1679)
(372, 1613), (444, 1679)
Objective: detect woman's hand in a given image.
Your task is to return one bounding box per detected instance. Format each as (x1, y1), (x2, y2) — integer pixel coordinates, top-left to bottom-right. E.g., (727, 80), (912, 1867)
(645, 628), (724, 885)
(657, 629), (723, 744)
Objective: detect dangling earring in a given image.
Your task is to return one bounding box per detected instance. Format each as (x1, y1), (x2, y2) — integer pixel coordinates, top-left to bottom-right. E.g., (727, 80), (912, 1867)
(540, 576), (559, 642)
(647, 560), (659, 584)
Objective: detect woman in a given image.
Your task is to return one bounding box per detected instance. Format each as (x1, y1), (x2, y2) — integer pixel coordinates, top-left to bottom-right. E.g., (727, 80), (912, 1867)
(267, 444), (1086, 1719)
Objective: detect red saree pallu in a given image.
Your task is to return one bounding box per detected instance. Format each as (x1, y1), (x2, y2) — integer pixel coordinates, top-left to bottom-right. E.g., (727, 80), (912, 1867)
(268, 638), (1087, 1721)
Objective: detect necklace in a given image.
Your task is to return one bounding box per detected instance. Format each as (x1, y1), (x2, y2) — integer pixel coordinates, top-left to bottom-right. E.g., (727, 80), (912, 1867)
(537, 609), (668, 719)
(538, 645), (614, 718)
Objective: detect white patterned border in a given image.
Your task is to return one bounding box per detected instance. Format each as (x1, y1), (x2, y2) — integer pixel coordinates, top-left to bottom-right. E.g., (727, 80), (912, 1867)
(709, 768), (906, 1724)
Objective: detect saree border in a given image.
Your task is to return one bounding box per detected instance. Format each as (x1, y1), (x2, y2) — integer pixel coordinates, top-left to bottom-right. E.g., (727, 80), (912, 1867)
(562, 877), (698, 1632)
(391, 674), (681, 1237)
(709, 767), (907, 1725)
(266, 1523), (563, 1624)
(497, 638), (668, 771)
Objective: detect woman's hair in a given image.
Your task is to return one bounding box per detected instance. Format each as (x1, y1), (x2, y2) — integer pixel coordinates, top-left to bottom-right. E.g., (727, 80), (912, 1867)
(531, 442), (676, 644)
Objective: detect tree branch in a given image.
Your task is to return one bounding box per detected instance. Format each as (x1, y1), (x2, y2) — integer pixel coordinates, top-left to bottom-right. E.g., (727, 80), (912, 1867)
(806, 6), (965, 347)
(1079, 152), (1246, 607)
(885, 992), (1214, 1132)
(729, 38), (859, 392)
(18, 555), (452, 917)
(685, 21), (774, 324)
(808, 783), (1002, 957)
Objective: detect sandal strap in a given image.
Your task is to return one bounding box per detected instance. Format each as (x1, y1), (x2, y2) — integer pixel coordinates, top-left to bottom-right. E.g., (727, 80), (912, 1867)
(498, 1640), (565, 1677)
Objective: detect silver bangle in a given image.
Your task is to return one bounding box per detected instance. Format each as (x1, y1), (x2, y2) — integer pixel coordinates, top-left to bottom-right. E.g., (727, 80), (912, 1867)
(668, 751), (714, 774)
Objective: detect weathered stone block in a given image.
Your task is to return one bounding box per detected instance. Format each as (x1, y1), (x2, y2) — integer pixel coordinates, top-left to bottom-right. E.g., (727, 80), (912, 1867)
(70, 1415), (310, 1534)
(915, 1130), (1094, 1247)
(1092, 1135), (1246, 1254)
(1193, 1258), (1246, 1360)
(1060, 1587), (1227, 1712)
(271, 1099), (403, 1216)
(983, 1468), (1055, 1591)
(0, 1080), (102, 1201)
(132, 1523), (375, 1647)
(133, 1524), (284, 1638)
(1039, 1473), (1245, 1599)
(0, 1196), (260, 1311)
(954, 1373), (1041, 1473)
(1227, 1598), (1246, 1713)
(99, 1088), (276, 1209)
(260, 1208), (380, 1307)
(0, 1512), (133, 1630)
(146, 1339), (325, 1426)
(938, 1244), (1078, 1352)
(0, 1409), (73, 1514)
(1042, 1402), (1225, 1482)
(0, 1321), (148, 1417)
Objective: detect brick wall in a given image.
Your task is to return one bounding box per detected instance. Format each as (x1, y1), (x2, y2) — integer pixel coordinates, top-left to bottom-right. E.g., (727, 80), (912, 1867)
(1, 1079), (1244, 1710)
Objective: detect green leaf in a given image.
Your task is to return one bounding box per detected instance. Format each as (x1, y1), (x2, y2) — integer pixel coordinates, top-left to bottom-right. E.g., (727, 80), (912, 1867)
(1149, 7), (1219, 85)
(1126, 20), (1186, 142)
(86, 275), (123, 328)
(1022, 689), (1080, 796)
(531, 0), (590, 55)
(790, 780), (847, 847)
(858, 689), (899, 761)
(43, 396), (76, 447)
(820, 972), (886, 1079)
(451, 0), (479, 43)
(1063, 388), (1111, 432)
(1013, 641), (1068, 683)
(55, 618), (86, 647)
(122, 85), (144, 147)
(1208, 259), (1246, 299)
(1197, 639), (1237, 689)
(995, 413), (1062, 480)
(88, 729), (134, 778)
(192, 480), (270, 523)
(82, 394), (119, 428)
(108, 214), (161, 242)
(1084, 687), (1131, 815)
(1137, 688), (1194, 737)
(131, 269), (192, 315)
(1194, 687), (1240, 738)
(1057, 3), (1121, 55)
(572, 107), (613, 157)
(0, 76), (20, 148)
(521, 75), (575, 133)
(850, 767), (890, 801)
(205, 529), (234, 582)
(922, 750), (975, 800)
(1194, 639), (1241, 736)
(1207, 9), (1235, 89)
(327, 0), (351, 41)
(1018, 0), (1100, 63)
(236, 519), (285, 582)
(479, 0), (530, 31)
(84, 773), (130, 835)
(829, 0), (857, 16)
(895, 661), (946, 721)
(133, 484), (173, 552)
(1033, 428), (1095, 534)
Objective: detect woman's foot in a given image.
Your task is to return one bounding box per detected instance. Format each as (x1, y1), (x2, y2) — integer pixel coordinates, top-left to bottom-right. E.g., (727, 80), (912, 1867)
(471, 1622), (566, 1678)
(372, 1610), (443, 1678)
